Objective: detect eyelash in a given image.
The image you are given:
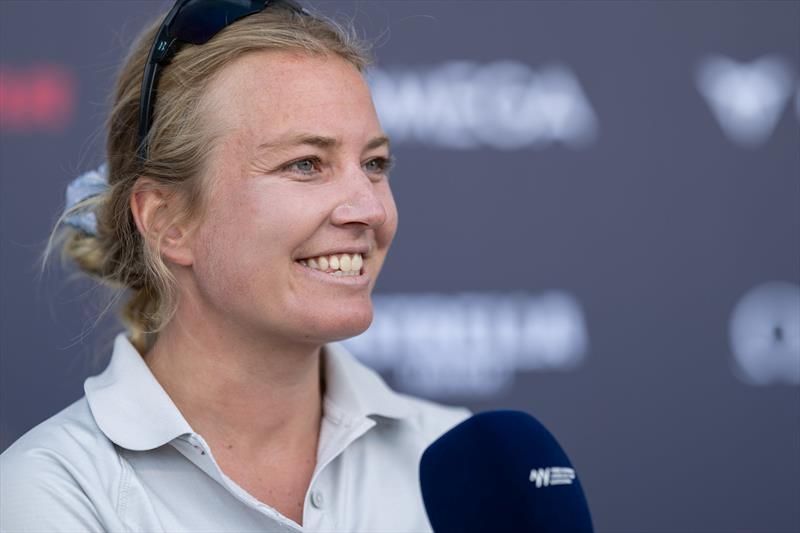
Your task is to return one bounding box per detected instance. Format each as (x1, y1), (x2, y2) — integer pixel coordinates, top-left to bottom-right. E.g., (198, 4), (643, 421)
(282, 157), (320, 175)
(364, 156), (395, 175)
(283, 155), (395, 179)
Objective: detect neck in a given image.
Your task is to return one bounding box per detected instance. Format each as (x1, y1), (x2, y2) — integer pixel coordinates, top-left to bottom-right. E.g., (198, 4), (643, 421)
(142, 299), (324, 462)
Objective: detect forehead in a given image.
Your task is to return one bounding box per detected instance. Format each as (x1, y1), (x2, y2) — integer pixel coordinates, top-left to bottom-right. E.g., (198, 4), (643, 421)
(201, 49), (380, 150)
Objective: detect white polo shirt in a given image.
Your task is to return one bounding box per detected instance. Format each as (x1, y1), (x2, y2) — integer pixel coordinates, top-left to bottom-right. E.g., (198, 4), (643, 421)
(0, 333), (471, 532)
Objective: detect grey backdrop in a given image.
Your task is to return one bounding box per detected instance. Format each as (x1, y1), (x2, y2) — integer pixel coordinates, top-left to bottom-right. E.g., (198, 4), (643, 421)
(1, 1), (799, 532)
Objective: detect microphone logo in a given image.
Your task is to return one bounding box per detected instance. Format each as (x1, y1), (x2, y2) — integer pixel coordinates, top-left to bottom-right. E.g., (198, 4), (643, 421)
(529, 467), (576, 488)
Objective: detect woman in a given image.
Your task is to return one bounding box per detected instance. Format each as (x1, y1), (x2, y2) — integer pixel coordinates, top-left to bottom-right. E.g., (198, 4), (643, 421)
(0, 1), (470, 531)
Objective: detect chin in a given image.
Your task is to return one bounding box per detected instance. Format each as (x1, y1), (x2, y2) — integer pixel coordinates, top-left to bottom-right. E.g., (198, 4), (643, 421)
(298, 305), (374, 345)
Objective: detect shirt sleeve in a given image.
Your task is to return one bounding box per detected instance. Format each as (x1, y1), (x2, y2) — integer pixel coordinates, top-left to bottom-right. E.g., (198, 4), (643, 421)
(0, 446), (106, 533)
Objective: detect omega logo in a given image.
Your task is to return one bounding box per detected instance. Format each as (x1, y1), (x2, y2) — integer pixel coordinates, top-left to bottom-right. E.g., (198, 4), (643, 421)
(368, 61), (598, 150)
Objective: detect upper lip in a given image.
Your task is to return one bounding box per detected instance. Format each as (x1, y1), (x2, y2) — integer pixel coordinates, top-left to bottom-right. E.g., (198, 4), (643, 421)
(296, 246), (372, 260)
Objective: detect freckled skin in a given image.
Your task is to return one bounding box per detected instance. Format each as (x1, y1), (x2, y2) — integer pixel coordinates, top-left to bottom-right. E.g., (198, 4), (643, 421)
(188, 50), (398, 348)
(137, 51), (397, 526)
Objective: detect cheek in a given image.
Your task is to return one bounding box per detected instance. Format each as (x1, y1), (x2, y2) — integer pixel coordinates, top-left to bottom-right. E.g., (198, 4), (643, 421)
(196, 184), (324, 278)
(193, 212), (249, 300)
(379, 187), (399, 244)
(192, 187), (275, 296)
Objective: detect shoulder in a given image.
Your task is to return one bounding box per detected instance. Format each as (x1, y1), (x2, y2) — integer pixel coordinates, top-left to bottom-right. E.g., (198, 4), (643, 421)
(1, 397), (119, 531)
(1, 396), (117, 475)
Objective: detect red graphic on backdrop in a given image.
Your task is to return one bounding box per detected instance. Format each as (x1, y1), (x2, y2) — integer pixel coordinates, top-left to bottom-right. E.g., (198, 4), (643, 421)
(0, 65), (76, 132)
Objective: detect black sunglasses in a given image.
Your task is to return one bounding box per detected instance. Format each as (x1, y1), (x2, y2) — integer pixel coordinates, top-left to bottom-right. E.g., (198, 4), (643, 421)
(137, 0), (309, 161)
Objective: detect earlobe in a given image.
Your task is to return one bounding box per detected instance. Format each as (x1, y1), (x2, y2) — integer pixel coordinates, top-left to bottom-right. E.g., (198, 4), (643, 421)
(160, 222), (194, 268)
(130, 177), (194, 267)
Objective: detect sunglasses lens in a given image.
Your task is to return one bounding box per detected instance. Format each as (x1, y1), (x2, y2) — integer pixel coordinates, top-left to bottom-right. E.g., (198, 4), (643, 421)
(172, 0), (265, 44)
(140, 0), (306, 159)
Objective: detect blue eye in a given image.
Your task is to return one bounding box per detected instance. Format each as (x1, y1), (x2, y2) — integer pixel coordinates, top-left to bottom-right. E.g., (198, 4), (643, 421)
(285, 157), (321, 175)
(364, 156), (395, 176)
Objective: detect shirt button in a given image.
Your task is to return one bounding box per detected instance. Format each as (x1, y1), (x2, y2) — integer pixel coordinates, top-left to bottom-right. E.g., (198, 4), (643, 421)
(310, 489), (324, 509)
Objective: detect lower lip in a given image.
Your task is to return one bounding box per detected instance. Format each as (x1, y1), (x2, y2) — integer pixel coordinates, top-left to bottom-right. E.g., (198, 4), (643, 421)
(293, 261), (371, 287)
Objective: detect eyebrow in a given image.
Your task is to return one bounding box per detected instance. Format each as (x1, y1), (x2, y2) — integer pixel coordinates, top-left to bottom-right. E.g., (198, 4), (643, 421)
(256, 134), (391, 154)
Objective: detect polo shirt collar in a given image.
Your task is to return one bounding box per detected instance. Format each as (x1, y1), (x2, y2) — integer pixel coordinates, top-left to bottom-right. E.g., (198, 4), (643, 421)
(323, 341), (414, 422)
(84, 334), (192, 451)
(84, 333), (413, 452)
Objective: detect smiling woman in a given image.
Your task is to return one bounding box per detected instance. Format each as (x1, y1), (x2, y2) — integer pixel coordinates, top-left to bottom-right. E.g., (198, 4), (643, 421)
(0, 1), (470, 532)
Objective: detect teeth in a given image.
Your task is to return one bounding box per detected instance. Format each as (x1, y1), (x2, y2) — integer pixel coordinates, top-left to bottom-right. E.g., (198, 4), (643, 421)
(298, 253), (364, 276)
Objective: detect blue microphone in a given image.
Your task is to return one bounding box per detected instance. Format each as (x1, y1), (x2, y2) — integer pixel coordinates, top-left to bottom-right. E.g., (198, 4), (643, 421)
(419, 410), (593, 533)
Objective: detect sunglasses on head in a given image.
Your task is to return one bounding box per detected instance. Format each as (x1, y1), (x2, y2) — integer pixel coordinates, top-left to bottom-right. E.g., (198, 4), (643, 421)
(138, 0), (309, 161)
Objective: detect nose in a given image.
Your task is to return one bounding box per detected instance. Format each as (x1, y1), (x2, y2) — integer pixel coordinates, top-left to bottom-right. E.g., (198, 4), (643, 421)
(330, 167), (387, 229)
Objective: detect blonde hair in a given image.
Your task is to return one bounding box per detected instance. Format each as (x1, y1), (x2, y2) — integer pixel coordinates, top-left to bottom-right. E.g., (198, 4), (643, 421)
(42, 4), (373, 355)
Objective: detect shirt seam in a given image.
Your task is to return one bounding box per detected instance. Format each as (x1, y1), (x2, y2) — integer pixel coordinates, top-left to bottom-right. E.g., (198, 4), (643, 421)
(339, 442), (352, 532)
(115, 447), (133, 531)
(322, 396), (350, 423)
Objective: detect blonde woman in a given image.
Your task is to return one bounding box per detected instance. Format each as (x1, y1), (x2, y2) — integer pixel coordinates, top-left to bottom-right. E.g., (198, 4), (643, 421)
(0, 1), (470, 531)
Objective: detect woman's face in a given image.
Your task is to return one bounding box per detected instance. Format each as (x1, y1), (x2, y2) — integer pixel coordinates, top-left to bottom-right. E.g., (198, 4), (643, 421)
(187, 50), (397, 346)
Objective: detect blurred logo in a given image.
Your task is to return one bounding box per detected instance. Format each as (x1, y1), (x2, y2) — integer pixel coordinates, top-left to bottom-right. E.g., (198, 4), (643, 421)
(729, 281), (800, 385)
(796, 86), (800, 121)
(0, 64), (76, 132)
(368, 61), (598, 150)
(529, 467), (576, 488)
(695, 55), (795, 147)
(343, 291), (588, 397)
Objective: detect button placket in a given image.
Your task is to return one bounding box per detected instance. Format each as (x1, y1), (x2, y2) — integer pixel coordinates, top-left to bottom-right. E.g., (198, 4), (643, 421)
(310, 489), (324, 509)
(186, 435), (207, 455)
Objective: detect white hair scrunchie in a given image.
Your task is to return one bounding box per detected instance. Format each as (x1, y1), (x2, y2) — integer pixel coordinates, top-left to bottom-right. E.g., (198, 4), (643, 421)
(63, 163), (109, 236)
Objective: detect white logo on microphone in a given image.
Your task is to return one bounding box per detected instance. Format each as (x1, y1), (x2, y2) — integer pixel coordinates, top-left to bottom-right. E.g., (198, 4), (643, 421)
(529, 467), (576, 488)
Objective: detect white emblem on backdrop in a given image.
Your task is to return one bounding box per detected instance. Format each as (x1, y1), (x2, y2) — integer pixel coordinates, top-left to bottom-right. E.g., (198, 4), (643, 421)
(796, 85), (800, 121)
(342, 291), (588, 397)
(729, 281), (800, 386)
(367, 62), (598, 150)
(695, 55), (795, 147)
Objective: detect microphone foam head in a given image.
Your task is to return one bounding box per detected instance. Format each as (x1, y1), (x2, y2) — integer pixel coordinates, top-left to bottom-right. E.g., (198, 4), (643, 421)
(419, 410), (593, 533)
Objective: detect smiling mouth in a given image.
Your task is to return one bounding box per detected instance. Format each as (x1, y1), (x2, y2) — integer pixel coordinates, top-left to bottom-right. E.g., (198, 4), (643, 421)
(295, 252), (364, 277)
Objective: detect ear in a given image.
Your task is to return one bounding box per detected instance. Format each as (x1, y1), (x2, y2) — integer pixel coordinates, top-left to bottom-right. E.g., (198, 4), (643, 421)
(130, 177), (194, 267)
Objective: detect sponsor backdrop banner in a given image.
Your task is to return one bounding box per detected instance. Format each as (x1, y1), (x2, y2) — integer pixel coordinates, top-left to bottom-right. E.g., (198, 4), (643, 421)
(1, 1), (798, 531)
